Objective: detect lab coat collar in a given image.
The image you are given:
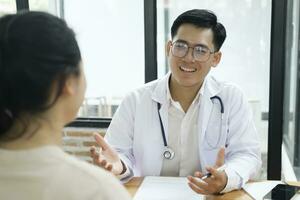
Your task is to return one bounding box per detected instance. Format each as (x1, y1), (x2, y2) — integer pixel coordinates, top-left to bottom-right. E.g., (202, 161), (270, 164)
(203, 75), (222, 98)
(151, 72), (222, 104)
(151, 72), (171, 104)
(167, 78), (202, 108)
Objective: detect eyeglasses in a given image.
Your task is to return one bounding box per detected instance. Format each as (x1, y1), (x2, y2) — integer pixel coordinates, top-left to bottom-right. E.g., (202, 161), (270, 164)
(171, 41), (215, 62)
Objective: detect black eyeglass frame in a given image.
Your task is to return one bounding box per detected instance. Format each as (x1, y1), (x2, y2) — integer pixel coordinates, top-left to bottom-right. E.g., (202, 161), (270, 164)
(170, 40), (216, 62)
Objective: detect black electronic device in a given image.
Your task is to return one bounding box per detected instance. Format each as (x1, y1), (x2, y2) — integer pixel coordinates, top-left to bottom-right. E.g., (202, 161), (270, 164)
(263, 184), (300, 200)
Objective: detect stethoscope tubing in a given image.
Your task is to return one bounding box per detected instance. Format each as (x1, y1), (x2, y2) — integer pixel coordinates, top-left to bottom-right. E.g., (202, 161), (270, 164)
(157, 95), (224, 159)
(210, 96), (224, 114)
(157, 103), (168, 147)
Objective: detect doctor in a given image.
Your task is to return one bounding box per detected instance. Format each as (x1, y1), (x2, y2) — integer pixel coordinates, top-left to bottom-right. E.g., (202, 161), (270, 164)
(90, 9), (261, 194)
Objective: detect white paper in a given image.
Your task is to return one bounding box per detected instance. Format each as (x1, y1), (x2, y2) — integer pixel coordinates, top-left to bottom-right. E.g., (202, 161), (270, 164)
(133, 176), (203, 200)
(243, 181), (283, 200)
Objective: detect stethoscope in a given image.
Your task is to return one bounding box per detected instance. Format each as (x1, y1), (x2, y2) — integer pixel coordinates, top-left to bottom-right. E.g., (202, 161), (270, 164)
(157, 95), (224, 160)
(205, 96), (225, 149)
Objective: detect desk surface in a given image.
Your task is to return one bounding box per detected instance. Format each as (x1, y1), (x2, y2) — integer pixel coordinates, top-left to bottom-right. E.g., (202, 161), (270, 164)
(124, 178), (300, 199)
(124, 177), (253, 200)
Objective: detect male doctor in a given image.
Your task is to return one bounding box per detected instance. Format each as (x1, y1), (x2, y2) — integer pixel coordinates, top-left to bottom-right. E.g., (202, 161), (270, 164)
(90, 9), (261, 194)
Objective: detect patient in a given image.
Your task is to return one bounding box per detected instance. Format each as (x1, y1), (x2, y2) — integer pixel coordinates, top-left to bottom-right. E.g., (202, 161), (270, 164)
(0, 11), (131, 200)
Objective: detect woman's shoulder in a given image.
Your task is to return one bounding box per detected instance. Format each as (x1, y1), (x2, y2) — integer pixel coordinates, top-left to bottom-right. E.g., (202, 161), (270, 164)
(49, 152), (130, 199)
(55, 152), (115, 183)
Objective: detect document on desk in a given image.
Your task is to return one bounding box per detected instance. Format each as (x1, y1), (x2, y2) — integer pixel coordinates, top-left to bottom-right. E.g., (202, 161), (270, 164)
(133, 176), (203, 200)
(242, 180), (283, 200)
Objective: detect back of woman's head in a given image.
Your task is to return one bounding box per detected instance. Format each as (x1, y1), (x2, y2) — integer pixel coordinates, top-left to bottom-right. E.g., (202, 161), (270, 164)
(0, 11), (81, 139)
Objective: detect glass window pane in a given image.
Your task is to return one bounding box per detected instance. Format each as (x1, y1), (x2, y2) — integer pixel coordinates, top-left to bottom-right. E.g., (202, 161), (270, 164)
(29, 0), (62, 17)
(63, 0), (144, 118)
(29, 0), (49, 11)
(157, 0), (271, 180)
(283, 0), (300, 180)
(0, 0), (16, 16)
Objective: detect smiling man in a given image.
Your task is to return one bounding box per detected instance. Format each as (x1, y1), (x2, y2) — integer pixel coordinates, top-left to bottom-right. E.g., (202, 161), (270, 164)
(90, 9), (261, 195)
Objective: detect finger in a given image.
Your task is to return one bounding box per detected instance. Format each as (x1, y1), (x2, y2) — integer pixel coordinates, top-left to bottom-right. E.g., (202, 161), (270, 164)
(92, 152), (106, 167)
(90, 146), (98, 157)
(92, 153), (101, 165)
(215, 147), (225, 167)
(193, 172), (213, 186)
(93, 132), (110, 150)
(206, 167), (228, 182)
(199, 170), (215, 185)
(100, 159), (107, 167)
(90, 146), (100, 163)
(206, 167), (221, 179)
(187, 180), (209, 195)
(202, 168), (227, 194)
(187, 176), (210, 191)
(106, 164), (113, 171)
(194, 171), (204, 178)
(188, 182), (208, 195)
(90, 146), (96, 153)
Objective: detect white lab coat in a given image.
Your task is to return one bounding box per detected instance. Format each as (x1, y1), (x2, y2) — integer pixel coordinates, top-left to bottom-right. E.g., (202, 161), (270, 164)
(105, 73), (261, 189)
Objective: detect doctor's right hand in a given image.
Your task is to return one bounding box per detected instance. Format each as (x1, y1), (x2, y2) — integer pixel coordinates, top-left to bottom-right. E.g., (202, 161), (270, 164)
(90, 133), (125, 176)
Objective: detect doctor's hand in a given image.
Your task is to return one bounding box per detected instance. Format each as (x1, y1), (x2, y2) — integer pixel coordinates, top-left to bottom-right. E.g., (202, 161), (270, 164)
(187, 148), (228, 195)
(90, 133), (124, 176)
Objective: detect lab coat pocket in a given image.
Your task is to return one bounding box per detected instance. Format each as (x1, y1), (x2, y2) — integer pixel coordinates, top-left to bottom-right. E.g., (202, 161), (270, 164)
(203, 148), (220, 168)
(203, 115), (226, 150)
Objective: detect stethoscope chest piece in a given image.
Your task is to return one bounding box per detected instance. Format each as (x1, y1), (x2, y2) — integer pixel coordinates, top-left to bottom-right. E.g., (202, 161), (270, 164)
(163, 147), (175, 160)
(157, 103), (175, 160)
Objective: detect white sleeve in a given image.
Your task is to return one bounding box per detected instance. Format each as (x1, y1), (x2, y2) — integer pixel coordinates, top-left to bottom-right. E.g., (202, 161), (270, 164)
(222, 86), (262, 191)
(117, 160), (134, 183)
(105, 93), (136, 181)
(220, 168), (242, 193)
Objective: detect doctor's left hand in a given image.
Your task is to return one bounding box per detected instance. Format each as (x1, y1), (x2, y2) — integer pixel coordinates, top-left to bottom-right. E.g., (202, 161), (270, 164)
(187, 148), (228, 195)
(90, 133), (124, 176)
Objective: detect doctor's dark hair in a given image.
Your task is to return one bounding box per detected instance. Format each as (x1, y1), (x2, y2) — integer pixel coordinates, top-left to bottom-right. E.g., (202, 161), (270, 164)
(0, 11), (81, 140)
(171, 9), (226, 51)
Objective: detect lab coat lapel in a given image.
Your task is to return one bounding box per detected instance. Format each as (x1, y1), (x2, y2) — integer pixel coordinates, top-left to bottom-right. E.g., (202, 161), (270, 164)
(198, 76), (221, 149)
(199, 94), (213, 146)
(151, 73), (170, 175)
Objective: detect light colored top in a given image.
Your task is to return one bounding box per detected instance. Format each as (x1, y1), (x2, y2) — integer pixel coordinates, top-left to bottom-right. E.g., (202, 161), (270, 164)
(160, 82), (201, 176)
(0, 145), (131, 200)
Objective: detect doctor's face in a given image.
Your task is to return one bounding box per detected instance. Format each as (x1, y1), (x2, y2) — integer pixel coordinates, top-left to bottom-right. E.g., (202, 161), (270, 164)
(166, 24), (221, 90)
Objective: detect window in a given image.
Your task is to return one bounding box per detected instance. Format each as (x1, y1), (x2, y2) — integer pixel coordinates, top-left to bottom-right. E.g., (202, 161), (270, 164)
(63, 0), (145, 118)
(157, 0), (272, 180)
(29, 0), (48, 11)
(283, 0), (300, 180)
(28, 0), (62, 17)
(0, 0), (16, 16)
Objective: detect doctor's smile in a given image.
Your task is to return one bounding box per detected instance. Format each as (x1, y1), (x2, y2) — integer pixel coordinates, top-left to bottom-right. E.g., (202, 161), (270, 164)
(179, 65), (197, 72)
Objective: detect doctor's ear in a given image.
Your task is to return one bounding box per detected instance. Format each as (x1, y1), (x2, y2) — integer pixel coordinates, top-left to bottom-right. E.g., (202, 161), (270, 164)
(166, 40), (172, 57)
(212, 51), (222, 68)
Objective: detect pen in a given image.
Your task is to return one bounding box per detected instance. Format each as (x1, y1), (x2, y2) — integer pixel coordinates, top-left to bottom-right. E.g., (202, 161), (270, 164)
(201, 164), (227, 180)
